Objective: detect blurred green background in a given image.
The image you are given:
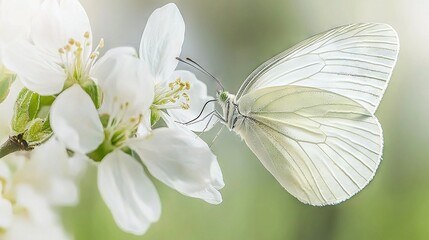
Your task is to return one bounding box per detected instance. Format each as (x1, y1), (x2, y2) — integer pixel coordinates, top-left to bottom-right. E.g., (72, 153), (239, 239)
(63, 0), (429, 239)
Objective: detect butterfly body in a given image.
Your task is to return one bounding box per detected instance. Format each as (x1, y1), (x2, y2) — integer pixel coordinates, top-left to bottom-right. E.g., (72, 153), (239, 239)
(215, 23), (399, 206)
(217, 91), (240, 130)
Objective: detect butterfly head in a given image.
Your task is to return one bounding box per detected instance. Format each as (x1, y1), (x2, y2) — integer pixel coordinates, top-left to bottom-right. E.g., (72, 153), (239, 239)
(216, 90), (229, 103)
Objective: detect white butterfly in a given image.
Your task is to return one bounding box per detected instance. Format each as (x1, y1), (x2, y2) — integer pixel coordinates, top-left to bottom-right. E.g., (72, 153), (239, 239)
(215, 23), (399, 206)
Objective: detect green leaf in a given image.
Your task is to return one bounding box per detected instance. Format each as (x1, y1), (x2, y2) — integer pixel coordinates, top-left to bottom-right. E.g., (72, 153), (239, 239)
(0, 71), (16, 103)
(5, 87), (54, 152)
(12, 88), (41, 133)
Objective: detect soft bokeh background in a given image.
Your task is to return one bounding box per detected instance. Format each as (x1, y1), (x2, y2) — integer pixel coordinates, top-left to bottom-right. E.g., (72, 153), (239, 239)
(62, 0), (429, 239)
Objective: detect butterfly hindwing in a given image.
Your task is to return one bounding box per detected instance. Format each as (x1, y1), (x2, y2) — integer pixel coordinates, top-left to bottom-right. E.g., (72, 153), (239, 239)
(234, 85), (382, 205)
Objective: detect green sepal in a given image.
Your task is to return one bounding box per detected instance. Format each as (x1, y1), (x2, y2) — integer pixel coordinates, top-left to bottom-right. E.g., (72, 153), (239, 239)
(81, 80), (103, 109)
(12, 88), (41, 133)
(100, 114), (110, 128)
(0, 71), (16, 103)
(40, 95), (55, 107)
(150, 107), (160, 126)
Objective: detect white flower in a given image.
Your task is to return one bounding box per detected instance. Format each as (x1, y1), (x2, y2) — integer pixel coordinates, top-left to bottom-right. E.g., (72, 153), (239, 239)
(140, 3), (216, 132)
(0, 161), (12, 229)
(1, 185), (72, 240)
(3, 0), (104, 96)
(0, 150), (76, 240)
(0, 141), (80, 240)
(11, 138), (87, 206)
(50, 48), (224, 235)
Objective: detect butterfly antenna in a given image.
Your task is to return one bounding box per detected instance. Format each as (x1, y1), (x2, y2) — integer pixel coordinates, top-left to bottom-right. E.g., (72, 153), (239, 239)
(176, 57), (225, 91)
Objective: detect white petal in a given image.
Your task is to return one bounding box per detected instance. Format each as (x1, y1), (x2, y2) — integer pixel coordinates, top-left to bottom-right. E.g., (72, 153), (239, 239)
(182, 156), (224, 205)
(0, 161), (11, 182)
(0, 0), (42, 44)
(130, 127), (224, 204)
(66, 152), (90, 177)
(167, 70), (216, 132)
(93, 47), (154, 117)
(31, 0), (92, 59)
(93, 47), (138, 67)
(209, 159), (225, 190)
(3, 216), (71, 240)
(3, 41), (65, 95)
(98, 150), (161, 235)
(21, 138), (81, 206)
(14, 185), (56, 226)
(50, 85), (104, 154)
(0, 191), (12, 229)
(136, 108), (152, 137)
(140, 3), (184, 82)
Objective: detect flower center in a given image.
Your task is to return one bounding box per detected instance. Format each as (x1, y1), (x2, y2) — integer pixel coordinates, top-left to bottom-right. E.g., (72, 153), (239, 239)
(152, 78), (191, 110)
(58, 32), (104, 86)
(104, 100), (143, 148)
(88, 100), (142, 162)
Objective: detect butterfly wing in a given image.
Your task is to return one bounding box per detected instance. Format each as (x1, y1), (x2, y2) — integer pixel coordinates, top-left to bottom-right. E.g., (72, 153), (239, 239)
(236, 23), (399, 114)
(235, 85), (382, 205)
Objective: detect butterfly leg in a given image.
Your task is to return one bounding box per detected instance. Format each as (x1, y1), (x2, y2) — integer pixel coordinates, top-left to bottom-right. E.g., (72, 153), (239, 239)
(175, 99), (217, 125)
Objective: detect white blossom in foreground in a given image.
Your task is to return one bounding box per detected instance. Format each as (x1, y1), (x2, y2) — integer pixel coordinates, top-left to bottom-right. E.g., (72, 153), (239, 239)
(139, 3), (216, 132)
(3, 0), (104, 96)
(50, 47), (224, 235)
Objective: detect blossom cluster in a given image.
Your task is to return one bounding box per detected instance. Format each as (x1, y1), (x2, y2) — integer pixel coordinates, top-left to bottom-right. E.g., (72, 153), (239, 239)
(0, 0), (223, 237)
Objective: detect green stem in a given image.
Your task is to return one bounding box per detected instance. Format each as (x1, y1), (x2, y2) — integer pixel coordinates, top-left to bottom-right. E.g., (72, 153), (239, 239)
(0, 137), (25, 159)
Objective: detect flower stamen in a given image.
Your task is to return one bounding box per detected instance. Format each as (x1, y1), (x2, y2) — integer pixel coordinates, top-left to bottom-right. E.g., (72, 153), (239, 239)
(153, 78), (191, 110)
(57, 32), (104, 86)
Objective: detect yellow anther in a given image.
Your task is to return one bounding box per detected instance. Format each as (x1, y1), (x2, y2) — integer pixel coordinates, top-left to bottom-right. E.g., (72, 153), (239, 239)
(68, 38), (75, 45)
(185, 81), (191, 90)
(84, 32), (90, 39)
(175, 78), (181, 85)
(168, 82), (175, 90)
(75, 41), (81, 48)
(64, 45), (71, 51)
(182, 93), (190, 101)
(90, 52), (99, 59)
(170, 98), (176, 103)
(181, 103), (190, 110)
(58, 48), (65, 54)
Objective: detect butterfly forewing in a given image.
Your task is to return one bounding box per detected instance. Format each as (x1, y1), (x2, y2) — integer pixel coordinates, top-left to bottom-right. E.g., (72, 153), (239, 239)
(235, 86), (382, 205)
(236, 23), (399, 114)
